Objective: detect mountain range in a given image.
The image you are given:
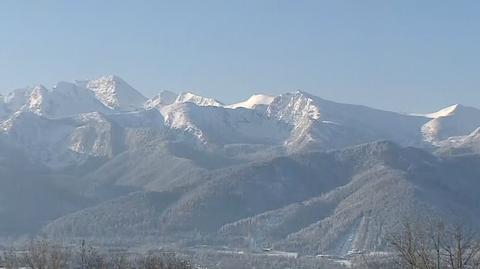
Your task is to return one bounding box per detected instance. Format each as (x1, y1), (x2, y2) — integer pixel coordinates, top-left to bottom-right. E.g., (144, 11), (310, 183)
(1, 75), (479, 256)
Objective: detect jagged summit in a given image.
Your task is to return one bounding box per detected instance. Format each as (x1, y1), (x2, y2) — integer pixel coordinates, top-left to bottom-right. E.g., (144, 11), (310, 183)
(81, 75), (147, 110)
(144, 90), (178, 109)
(0, 75), (151, 119)
(421, 104), (480, 143)
(266, 90), (322, 124)
(175, 92), (223, 107)
(1, 75), (480, 165)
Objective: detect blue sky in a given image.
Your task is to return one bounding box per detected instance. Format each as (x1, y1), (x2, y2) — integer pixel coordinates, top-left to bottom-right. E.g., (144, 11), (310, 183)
(0, 0), (479, 112)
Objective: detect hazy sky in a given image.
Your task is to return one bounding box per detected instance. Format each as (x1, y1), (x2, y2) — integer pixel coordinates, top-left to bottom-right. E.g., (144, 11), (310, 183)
(1, 0), (479, 113)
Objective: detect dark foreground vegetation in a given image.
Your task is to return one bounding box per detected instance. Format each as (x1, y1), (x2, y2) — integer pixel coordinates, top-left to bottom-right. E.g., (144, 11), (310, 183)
(0, 240), (192, 269)
(353, 220), (480, 269)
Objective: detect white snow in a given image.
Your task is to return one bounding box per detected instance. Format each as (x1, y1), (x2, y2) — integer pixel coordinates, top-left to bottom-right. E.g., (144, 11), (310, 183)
(83, 75), (147, 110)
(160, 100), (289, 145)
(420, 104), (462, 119)
(27, 85), (48, 114)
(29, 82), (110, 118)
(266, 91), (321, 124)
(265, 90), (430, 149)
(0, 111), (79, 167)
(227, 94), (275, 109)
(2, 74), (480, 167)
(420, 104), (480, 143)
(144, 90), (178, 109)
(1, 75), (147, 120)
(175, 92), (223, 107)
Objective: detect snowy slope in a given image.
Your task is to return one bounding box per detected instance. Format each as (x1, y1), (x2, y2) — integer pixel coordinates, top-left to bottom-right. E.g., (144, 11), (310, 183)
(227, 94), (275, 109)
(421, 104), (480, 144)
(0, 108), (165, 168)
(154, 90), (429, 151)
(0, 111), (119, 168)
(80, 75), (147, 110)
(175, 92), (223, 107)
(452, 128), (480, 152)
(2, 74), (480, 167)
(423, 104), (461, 119)
(1, 111), (80, 167)
(0, 76), (147, 119)
(433, 127), (480, 155)
(160, 102), (288, 145)
(144, 90), (178, 109)
(28, 82), (110, 118)
(265, 91), (428, 150)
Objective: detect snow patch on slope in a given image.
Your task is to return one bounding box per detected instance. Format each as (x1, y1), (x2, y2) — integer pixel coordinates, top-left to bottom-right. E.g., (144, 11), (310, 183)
(144, 90), (178, 109)
(161, 102), (288, 145)
(69, 112), (118, 159)
(265, 91), (326, 148)
(175, 92), (223, 107)
(421, 104), (480, 144)
(30, 82), (110, 118)
(0, 111), (78, 167)
(1, 76), (146, 119)
(266, 91), (428, 150)
(0, 110), (125, 168)
(227, 94), (275, 109)
(83, 75), (147, 110)
(266, 91), (321, 124)
(420, 104), (462, 119)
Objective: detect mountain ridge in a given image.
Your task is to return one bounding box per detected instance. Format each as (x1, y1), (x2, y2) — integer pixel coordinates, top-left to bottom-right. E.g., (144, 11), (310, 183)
(1, 75), (480, 256)
(1, 75), (478, 168)
(40, 140), (480, 255)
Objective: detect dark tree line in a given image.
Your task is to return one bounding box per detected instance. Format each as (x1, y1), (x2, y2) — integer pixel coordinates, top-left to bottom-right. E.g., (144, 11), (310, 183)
(355, 219), (480, 269)
(389, 220), (480, 269)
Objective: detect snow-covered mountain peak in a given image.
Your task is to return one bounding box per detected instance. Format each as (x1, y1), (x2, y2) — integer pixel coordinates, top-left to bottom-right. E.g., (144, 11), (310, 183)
(144, 90), (178, 109)
(266, 90), (321, 124)
(227, 94), (275, 109)
(83, 75), (147, 110)
(175, 92), (223, 107)
(25, 82), (110, 118)
(0, 85), (50, 116)
(423, 104), (463, 118)
(421, 104), (480, 143)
